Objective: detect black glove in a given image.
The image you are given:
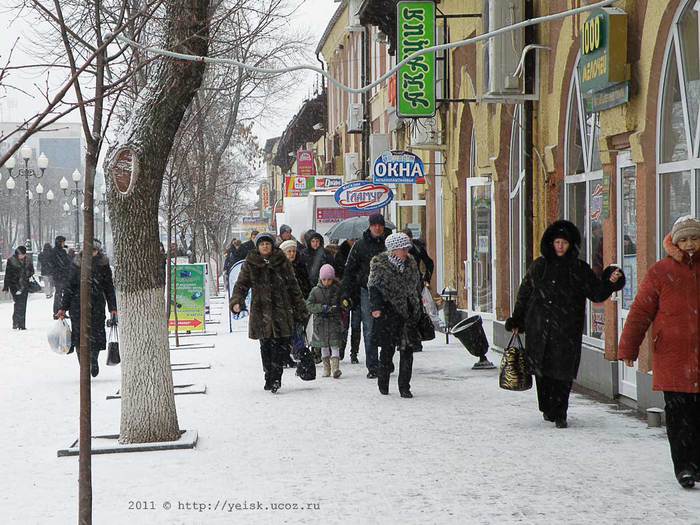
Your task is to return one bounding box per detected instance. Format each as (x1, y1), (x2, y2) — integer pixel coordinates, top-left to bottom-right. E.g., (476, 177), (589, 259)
(341, 297), (353, 310)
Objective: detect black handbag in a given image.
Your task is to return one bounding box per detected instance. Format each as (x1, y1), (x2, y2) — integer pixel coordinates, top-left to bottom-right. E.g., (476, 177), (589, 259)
(106, 322), (120, 366)
(499, 333), (532, 391)
(418, 309), (436, 341)
(294, 329), (316, 381)
(28, 277), (42, 294)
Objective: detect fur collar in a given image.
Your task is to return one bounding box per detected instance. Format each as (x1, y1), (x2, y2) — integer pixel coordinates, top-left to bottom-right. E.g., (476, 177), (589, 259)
(245, 248), (287, 268)
(663, 233), (691, 264)
(368, 252), (421, 320)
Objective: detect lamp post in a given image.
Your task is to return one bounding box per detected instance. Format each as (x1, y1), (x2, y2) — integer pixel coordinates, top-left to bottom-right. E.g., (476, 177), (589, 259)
(60, 169), (84, 245)
(32, 184), (54, 248)
(2, 148), (48, 252)
(95, 183), (107, 248)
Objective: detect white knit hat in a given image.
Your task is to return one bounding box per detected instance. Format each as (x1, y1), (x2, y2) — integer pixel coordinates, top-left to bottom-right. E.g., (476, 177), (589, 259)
(384, 232), (412, 252)
(279, 240), (297, 252)
(671, 215), (700, 244)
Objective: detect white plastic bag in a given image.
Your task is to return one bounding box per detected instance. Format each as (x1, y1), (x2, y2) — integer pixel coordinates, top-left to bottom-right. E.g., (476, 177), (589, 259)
(421, 286), (445, 330)
(47, 319), (72, 355)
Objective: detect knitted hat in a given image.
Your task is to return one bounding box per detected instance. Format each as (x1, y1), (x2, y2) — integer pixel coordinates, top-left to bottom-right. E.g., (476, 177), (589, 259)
(671, 215), (700, 244)
(279, 224), (292, 234)
(319, 264), (335, 280)
(279, 240), (297, 252)
(384, 232), (412, 252)
(369, 213), (385, 226)
(254, 232), (275, 247)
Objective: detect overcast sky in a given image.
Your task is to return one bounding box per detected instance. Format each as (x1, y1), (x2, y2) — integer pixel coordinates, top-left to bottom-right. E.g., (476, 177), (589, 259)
(0, 0), (339, 148)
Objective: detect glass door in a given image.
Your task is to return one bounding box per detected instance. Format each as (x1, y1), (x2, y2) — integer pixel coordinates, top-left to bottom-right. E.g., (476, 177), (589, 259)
(466, 178), (495, 317)
(617, 152), (638, 400)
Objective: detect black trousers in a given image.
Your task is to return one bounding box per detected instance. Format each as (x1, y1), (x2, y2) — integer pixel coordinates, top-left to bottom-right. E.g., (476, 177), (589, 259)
(12, 290), (28, 329)
(664, 392), (700, 476)
(340, 306), (361, 357)
(260, 338), (289, 386)
(378, 346), (413, 392)
(53, 282), (65, 315)
(535, 375), (573, 420)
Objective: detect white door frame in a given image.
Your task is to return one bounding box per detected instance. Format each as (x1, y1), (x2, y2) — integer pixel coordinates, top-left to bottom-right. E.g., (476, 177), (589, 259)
(465, 177), (496, 319)
(616, 150), (638, 400)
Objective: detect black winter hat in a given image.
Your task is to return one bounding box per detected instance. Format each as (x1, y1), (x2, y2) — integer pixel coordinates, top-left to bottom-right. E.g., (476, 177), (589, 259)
(540, 220), (581, 260)
(369, 213), (385, 226)
(55, 235), (66, 244)
(254, 232), (275, 247)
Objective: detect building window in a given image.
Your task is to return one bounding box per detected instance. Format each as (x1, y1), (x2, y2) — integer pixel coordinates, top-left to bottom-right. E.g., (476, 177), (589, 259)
(509, 107), (526, 310)
(658, 1), (700, 249)
(564, 63), (605, 344)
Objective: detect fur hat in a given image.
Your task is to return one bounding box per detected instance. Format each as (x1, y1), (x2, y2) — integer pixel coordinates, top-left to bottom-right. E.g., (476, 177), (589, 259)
(369, 213), (386, 226)
(279, 224), (292, 235)
(254, 232), (275, 247)
(319, 264), (335, 280)
(279, 240), (297, 252)
(671, 215), (700, 244)
(384, 232), (412, 252)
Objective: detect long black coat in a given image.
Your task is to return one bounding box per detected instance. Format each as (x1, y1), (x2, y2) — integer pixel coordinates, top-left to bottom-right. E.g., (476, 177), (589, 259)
(230, 248), (308, 340)
(3, 255), (34, 294)
(303, 233), (335, 285)
(506, 221), (625, 381)
(341, 227), (391, 304)
(60, 252), (117, 352)
(50, 242), (72, 285)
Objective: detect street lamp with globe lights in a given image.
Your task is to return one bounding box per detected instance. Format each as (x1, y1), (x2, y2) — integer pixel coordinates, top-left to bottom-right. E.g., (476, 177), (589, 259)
(95, 182), (108, 251)
(32, 183), (55, 247)
(61, 169), (84, 244)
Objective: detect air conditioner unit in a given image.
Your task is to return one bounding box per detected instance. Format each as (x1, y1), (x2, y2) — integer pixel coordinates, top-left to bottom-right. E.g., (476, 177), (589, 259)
(344, 153), (360, 180)
(410, 119), (440, 148)
(484, 0), (524, 98)
(347, 103), (364, 133)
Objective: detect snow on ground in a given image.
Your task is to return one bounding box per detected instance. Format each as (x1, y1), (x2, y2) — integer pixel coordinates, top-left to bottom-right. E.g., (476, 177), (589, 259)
(0, 294), (699, 525)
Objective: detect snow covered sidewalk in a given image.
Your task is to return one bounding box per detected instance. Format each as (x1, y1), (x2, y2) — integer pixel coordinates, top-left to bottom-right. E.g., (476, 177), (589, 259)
(1, 295), (699, 524)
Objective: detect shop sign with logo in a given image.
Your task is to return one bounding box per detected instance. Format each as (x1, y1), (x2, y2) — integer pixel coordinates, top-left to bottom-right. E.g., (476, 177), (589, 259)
(334, 181), (394, 211)
(372, 150), (426, 184)
(397, 1), (436, 118)
(315, 176), (343, 190)
(578, 8), (629, 110)
(296, 150), (316, 177)
(316, 208), (369, 224)
(260, 182), (271, 210)
(285, 176), (315, 197)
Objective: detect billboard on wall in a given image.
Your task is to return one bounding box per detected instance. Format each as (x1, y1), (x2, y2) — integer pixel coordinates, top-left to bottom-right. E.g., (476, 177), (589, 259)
(296, 150), (316, 177)
(334, 181), (394, 211)
(372, 150), (426, 184)
(285, 176), (315, 197)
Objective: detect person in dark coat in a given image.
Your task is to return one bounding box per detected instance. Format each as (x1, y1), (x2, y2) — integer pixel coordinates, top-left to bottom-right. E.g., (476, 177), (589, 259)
(303, 232), (335, 285)
(505, 220), (624, 428)
(230, 233), (308, 393)
(235, 230), (259, 264)
(50, 236), (72, 316)
(403, 229), (434, 284)
(335, 239), (361, 363)
(341, 213), (392, 378)
(57, 240), (117, 377)
(368, 232), (423, 398)
(38, 243), (54, 298)
(276, 224), (305, 253)
(3, 246), (34, 330)
(280, 239), (312, 366)
(618, 216), (700, 489)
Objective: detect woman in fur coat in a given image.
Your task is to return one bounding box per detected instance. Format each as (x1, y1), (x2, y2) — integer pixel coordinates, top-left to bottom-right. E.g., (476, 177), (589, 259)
(618, 215), (700, 489)
(368, 232), (423, 398)
(506, 220), (624, 428)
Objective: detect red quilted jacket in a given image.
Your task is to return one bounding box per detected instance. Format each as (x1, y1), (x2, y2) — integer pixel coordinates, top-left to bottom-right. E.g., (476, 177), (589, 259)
(618, 234), (700, 393)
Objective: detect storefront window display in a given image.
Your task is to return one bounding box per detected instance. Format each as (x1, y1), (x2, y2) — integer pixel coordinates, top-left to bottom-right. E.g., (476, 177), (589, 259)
(658, 2), (700, 250)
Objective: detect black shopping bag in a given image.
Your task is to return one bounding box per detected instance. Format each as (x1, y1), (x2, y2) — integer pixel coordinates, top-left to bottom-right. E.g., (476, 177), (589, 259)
(106, 322), (120, 366)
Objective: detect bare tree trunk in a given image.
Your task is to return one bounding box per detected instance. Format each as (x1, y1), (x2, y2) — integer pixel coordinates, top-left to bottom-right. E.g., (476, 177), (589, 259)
(107, 0), (210, 444)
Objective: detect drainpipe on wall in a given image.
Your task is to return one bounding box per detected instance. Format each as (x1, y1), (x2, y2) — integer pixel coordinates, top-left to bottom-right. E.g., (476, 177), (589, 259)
(524, 0), (535, 265)
(362, 24), (370, 179)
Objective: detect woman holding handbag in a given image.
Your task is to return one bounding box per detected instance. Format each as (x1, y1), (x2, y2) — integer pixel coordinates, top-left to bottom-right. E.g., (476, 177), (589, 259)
(506, 220), (624, 428)
(368, 232), (424, 398)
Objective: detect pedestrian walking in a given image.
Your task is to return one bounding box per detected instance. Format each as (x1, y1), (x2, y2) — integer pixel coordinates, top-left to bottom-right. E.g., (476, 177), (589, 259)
(367, 232), (423, 398)
(335, 238), (361, 363)
(618, 215), (700, 489)
(306, 264), (344, 378)
(403, 229), (434, 285)
(57, 239), (117, 377)
(303, 231), (335, 285)
(281, 239), (311, 367)
(341, 213), (391, 378)
(235, 230), (259, 264)
(2, 246), (34, 330)
(230, 233), (308, 394)
(505, 220), (625, 428)
(38, 243), (54, 298)
(276, 224), (304, 252)
(50, 236), (71, 316)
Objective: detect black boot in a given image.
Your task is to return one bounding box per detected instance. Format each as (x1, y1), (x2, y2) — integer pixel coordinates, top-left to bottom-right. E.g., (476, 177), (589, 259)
(400, 390), (413, 398)
(270, 380), (281, 394)
(350, 353), (359, 364)
(555, 418), (568, 429)
(677, 470), (695, 489)
(90, 353), (99, 378)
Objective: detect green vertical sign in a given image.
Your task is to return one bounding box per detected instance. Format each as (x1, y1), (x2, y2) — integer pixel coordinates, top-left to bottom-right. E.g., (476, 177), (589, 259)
(397, 1), (436, 118)
(169, 263), (206, 333)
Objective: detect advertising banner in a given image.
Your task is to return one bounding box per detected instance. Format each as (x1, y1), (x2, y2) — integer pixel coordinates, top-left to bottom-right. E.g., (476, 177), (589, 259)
(397, 1), (436, 118)
(296, 150), (316, 177)
(169, 263), (206, 333)
(334, 181), (394, 211)
(316, 207), (369, 224)
(285, 176), (315, 197)
(315, 176), (344, 191)
(372, 150), (426, 184)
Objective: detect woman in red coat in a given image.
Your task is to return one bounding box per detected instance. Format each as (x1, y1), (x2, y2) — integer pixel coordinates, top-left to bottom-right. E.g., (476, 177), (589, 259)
(618, 215), (700, 489)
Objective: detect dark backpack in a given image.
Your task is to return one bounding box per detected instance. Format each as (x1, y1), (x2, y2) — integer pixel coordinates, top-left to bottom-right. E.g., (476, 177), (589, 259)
(294, 336), (316, 381)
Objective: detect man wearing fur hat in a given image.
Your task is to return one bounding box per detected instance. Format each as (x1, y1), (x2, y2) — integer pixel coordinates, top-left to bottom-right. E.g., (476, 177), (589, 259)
(367, 232), (424, 397)
(619, 215), (700, 489)
(341, 212), (392, 379)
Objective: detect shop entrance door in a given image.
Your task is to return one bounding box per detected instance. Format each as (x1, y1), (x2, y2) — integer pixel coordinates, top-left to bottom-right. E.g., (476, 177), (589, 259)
(465, 178), (495, 320)
(617, 151), (638, 400)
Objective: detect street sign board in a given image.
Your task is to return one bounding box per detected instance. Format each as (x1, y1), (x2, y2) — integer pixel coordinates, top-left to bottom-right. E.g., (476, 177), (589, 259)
(372, 150), (426, 184)
(334, 181), (394, 211)
(169, 263), (206, 333)
(397, 1), (436, 118)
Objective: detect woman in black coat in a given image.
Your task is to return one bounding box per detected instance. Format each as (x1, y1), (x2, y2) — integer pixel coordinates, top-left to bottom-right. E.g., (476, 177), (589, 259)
(506, 220), (624, 428)
(368, 232), (423, 398)
(303, 232), (335, 285)
(2, 246), (34, 330)
(57, 242), (117, 378)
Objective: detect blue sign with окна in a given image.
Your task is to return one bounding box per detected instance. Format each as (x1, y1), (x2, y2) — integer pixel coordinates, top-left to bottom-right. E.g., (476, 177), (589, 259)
(372, 150), (426, 184)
